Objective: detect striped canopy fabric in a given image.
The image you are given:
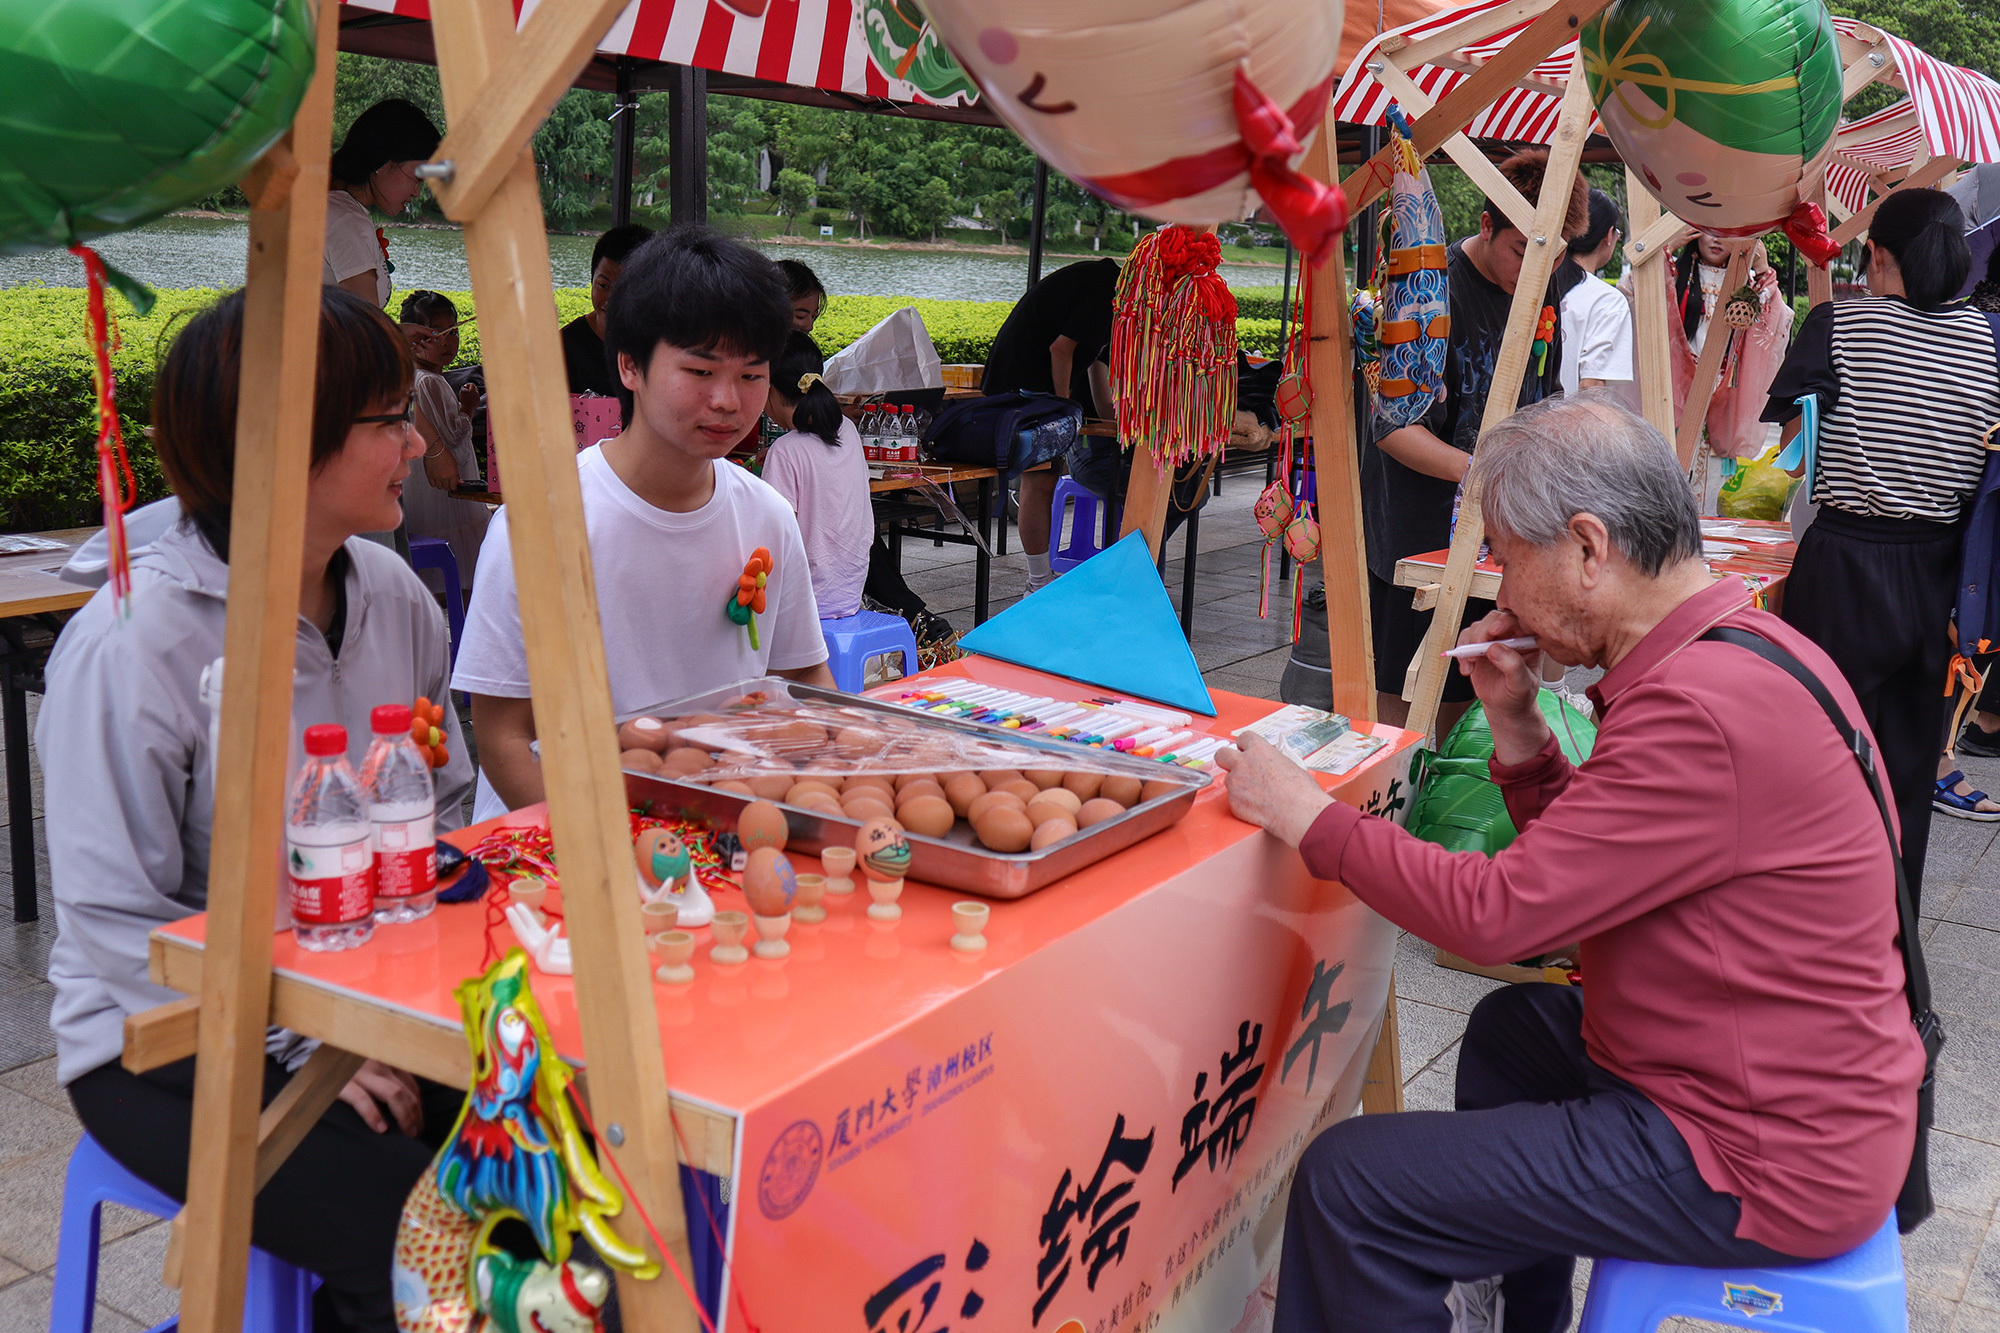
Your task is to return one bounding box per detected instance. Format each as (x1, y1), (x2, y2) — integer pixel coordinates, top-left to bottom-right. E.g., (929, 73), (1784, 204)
(343, 0), (980, 106)
(1329, 0), (2000, 195)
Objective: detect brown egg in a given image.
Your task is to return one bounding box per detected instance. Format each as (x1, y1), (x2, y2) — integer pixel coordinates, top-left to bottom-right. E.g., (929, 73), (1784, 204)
(1032, 786), (1082, 815)
(661, 748), (713, 776)
(661, 713), (720, 746)
(967, 790), (1027, 823)
(894, 770), (940, 791)
(842, 795), (897, 823)
(742, 847), (798, 917)
(895, 778), (947, 807)
(997, 778), (1042, 805)
(1077, 797), (1124, 828)
(976, 768), (1022, 788)
(896, 794), (956, 839)
(942, 773), (988, 817)
(774, 719), (827, 749)
(1062, 771), (1104, 801)
(841, 774), (896, 796)
(1022, 768), (1066, 790)
(619, 748), (665, 774)
(971, 804), (1034, 852)
(1025, 793), (1077, 828)
(738, 800), (790, 853)
(617, 717), (672, 753)
(1101, 775), (1144, 808)
(746, 773), (795, 800)
(1031, 816), (1079, 850)
(785, 780), (841, 806)
(798, 793), (845, 817)
(714, 780), (754, 796)
(1141, 778), (1182, 802)
(835, 726), (883, 759)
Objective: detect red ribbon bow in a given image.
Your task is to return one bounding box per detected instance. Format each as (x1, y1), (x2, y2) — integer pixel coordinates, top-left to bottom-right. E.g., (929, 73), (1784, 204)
(1233, 66), (1348, 266)
(1782, 202), (1841, 268)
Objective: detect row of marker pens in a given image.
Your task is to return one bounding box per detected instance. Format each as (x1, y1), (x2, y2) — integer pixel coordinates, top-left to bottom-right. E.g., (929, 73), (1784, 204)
(878, 679), (1231, 768)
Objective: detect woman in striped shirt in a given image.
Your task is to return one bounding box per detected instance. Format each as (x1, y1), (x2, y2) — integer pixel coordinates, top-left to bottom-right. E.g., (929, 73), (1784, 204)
(1763, 188), (2000, 909)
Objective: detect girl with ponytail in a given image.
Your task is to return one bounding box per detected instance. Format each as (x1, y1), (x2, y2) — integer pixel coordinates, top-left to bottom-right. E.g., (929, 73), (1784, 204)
(762, 330), (874, 616)
(1763, 186), (2000, 884)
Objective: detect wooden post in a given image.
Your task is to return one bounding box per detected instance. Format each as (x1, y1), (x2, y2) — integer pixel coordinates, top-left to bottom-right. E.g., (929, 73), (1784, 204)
(430, 1), (698, 1327)
(1672, 244), (1753, 470)
(1623, 168), (1678, 442)
(1118, 444), (1174, 558)
(1360, 976), (1406, 1114)
(174, 1), (340, 1328)
(1405, 54), (1595, 740)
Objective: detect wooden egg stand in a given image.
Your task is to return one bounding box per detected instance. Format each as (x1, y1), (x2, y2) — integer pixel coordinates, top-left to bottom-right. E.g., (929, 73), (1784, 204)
(114, 0), (707, 1328)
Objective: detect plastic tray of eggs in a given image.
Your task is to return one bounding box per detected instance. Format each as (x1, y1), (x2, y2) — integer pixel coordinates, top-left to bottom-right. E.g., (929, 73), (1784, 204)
(613, 677), (1211, 899)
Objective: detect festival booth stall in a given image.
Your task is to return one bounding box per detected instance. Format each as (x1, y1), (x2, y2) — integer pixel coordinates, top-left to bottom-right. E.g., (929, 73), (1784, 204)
(32, 4), (1436, 1332)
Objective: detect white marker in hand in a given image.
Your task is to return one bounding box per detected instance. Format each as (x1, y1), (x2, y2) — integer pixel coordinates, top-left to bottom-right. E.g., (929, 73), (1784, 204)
(1440, 635), (1539, 660)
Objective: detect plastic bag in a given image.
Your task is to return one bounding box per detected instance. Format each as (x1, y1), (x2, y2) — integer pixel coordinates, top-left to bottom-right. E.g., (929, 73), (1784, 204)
(1716, 446), (1798, 520)
(1406, 691), (1597, 854)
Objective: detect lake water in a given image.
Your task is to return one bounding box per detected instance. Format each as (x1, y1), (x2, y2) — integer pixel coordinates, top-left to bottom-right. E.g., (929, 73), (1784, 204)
(0, 214), (1284, 302)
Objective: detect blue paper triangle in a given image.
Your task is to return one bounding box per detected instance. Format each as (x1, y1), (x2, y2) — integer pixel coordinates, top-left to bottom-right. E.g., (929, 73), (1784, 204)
(960, 532), (1217, 716)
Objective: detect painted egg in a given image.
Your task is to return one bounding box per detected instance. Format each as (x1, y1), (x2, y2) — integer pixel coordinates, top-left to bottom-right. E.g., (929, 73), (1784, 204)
(617, 716), (671, 752)
(856, 818), (912, 881)
(635, 828), (691, 889)
(897, 795), (956, 839)
(1077, 798), (1125, 828)
(738, 801), (790, 853)
(971, 805), (1035, 852)
(1100, 775), (1145, 808)
(743, 847), (798, 917)
(1031, 816), (1079, 850)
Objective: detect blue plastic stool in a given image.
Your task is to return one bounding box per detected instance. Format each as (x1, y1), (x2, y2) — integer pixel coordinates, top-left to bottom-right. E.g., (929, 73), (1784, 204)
(821, 610), (920, 693)
(1049, 476), (1118, 574)
(407, 535), (465, 670)
(55, 1133), (315, 1333)
(1578, 1213), (1906, 1332)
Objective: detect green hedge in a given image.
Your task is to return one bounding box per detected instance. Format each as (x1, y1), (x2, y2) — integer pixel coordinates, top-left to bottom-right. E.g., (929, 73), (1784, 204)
(0, 285), (1282, 532)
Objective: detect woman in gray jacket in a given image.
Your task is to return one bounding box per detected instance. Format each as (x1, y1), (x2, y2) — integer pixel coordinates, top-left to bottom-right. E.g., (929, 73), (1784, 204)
(38, 287), (473, 1333)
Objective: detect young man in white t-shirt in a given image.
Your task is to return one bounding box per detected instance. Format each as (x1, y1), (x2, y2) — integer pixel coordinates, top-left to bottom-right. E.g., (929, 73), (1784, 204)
(1558, 188), (1638, 414)
(454, 226), (834, 816)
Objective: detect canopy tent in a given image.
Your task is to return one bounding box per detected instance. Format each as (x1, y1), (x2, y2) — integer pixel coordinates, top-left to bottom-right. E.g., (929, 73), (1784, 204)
(1331, 0), (2000, 219)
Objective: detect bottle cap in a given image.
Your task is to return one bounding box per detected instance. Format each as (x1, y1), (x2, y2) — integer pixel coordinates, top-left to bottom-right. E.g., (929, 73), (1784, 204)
(372, 703), (413, 734)
(303, 724), (347, 756)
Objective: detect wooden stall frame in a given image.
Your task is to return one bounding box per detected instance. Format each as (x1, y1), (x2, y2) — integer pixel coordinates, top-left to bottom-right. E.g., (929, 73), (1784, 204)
(144, 0), (703, 1328)
(1389, 0), (1970, 736)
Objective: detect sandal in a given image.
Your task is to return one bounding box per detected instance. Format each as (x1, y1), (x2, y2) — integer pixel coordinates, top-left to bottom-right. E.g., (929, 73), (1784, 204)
(1933, 770), (2000, 821)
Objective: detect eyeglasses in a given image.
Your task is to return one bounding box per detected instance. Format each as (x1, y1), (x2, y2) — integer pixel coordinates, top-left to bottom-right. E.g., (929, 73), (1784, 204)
(354, 399), (415, 427)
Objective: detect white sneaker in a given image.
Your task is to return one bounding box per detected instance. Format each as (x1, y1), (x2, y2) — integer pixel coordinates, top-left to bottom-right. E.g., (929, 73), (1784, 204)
(1023, 570), (1056, 597)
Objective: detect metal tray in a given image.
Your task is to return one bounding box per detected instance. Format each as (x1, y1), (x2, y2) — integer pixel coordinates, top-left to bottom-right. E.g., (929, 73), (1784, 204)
(619, 678), (1212, 899)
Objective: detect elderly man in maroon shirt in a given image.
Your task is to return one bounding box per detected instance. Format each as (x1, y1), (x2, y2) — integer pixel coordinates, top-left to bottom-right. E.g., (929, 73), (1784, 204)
(1221, 393), (1925, 1332)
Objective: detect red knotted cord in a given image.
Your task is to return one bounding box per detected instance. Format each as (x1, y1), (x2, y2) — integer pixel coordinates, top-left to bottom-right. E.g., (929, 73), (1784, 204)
(67, 246), (137, 611)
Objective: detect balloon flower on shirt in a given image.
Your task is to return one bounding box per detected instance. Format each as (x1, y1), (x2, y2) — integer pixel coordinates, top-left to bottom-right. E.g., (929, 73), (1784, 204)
(727, 548), (773, 651)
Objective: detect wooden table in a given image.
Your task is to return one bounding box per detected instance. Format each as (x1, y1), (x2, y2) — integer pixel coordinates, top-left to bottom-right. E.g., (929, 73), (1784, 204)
(0, 528), (97, 922)
(870, 465), (1001, 625)
(146, 658), (1421, 1332)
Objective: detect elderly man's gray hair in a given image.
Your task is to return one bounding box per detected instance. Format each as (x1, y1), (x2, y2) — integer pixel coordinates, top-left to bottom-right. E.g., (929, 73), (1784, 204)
(1471, 392), (1702, 575)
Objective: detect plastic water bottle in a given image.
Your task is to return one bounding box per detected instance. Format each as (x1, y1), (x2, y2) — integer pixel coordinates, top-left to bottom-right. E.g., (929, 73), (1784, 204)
(287, 724), (375, 952)
(359, 703), (437, 923)
(859, 405), (881, 462)
(898, 405), (919, 462)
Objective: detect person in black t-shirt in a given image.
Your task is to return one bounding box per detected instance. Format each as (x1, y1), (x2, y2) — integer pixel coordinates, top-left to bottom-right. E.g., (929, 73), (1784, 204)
(561, 223), (653, 396)
(1363, 148), (1586, 729)
(982, 258), (1120, 594)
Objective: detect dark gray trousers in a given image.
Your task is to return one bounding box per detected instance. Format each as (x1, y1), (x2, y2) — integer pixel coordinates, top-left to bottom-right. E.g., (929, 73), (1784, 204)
(1273, 984), (1801, 1332)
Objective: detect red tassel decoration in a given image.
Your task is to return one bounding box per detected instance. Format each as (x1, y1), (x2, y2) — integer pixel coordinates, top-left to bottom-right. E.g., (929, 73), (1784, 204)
(1111, 225), (1240, 475)
(68, 246), (137, 613)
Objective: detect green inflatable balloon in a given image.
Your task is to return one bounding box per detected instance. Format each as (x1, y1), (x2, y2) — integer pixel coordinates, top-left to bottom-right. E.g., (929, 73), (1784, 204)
(1583, 0), (1840, 237)
(1404, 691), (1598, 856)
(0, 0), (315, 256)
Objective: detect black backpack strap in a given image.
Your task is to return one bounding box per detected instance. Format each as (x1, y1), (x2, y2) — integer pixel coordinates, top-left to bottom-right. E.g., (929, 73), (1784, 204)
(1701, 627), (1943, 1061)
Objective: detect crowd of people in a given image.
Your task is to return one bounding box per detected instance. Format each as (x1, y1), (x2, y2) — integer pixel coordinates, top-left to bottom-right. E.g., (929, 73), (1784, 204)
(30, 91), (2000, 1333)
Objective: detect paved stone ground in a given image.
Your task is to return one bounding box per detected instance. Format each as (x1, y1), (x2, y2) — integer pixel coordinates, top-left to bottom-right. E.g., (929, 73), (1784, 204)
(3, 468), (1997, 1330)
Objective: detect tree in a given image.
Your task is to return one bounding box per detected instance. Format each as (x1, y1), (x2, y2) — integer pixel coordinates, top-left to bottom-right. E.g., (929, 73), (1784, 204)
(706, 99), (769, 213)
(1844, 0), (2000, 114)
(533, 89), (613, 231)
(775, 168), (817, 233)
